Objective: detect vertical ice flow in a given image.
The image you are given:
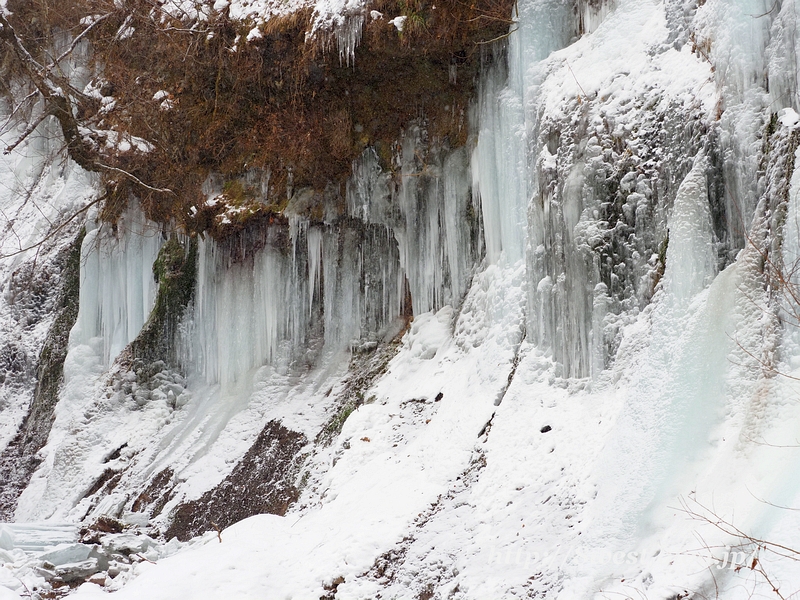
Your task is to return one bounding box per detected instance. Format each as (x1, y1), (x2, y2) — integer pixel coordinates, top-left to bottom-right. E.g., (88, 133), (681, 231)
(585, 153), (726, 559)
(347, 138), (475, 317)
(471, 0), (571, 265)
(184, 237), (294, 386)
(662, 152), (717, 307)
(71, 205), (162, 365)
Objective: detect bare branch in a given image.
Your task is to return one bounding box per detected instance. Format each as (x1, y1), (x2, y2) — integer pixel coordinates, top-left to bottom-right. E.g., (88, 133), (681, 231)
(54, 13), (111, 64)
(0, 194), (103, 260)
(94, 163), (174, 194)
(3, 110), (49, 155)
(0, 89), (40, 133)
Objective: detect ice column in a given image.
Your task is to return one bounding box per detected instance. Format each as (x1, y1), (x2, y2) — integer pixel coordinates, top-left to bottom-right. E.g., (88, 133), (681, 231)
(185, 236), (298, 386)
(698, 0), (774, 248)
(662, 153), (718, 308)
(472, 0), (572, 265)
(72, 205), (162, 365)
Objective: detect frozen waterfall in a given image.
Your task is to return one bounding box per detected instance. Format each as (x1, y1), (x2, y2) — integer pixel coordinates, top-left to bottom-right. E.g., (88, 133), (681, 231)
(71, 206), (163, 366)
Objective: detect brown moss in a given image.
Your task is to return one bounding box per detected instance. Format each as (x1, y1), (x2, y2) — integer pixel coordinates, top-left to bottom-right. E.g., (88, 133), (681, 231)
(5, 0), (514, 236)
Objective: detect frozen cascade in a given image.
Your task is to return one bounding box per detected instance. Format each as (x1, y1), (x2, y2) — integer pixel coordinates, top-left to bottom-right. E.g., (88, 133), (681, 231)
(347, 133), (477, 316)
(184, 235), (298, 386)
(320, 225), (363, 349)
(661, 153), (718, 306)
(4, 0), (800, 596)
(576, 0), (618, 35)
(71, 205), (163, 366)
(471, 0), (572, 266)
(572, 155), (731, 587)
(181, 218), (405, 387)
(768, 2), (800, 114)
(396, 130), (475, 314)
(346, 147), (392, 224)
(783, 131), (800, 297)
(696, 0), (776, 250)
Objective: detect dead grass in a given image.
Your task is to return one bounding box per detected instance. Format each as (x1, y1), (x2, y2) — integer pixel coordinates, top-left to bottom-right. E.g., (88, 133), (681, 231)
(4, 0), (514, 237)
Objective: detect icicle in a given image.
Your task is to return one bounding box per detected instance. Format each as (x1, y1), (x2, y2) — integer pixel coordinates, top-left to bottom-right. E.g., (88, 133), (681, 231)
(346, 148), (391, 223)
(288, 215), (307, 267)
(576, 0), (617, 35)
(395, 128), (474, 315)
(184, 236), (296, 386)
(335, 14), (364, 67)
(71, 203), (162, 366)
(307, 226), (323, 311)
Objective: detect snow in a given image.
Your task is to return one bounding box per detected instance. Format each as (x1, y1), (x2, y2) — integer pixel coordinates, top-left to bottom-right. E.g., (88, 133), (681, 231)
(0, 112), (95, 456)
(3, 0), (800, 598)
(387, 15), (405, 31)
(780, 106), (800, 128)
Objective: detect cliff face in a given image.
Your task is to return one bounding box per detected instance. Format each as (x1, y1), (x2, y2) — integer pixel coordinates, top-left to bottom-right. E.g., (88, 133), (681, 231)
(1, 0), (800, 598)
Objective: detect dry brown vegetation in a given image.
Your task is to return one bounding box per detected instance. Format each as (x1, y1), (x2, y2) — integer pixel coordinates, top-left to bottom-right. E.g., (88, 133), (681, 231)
(2, 0), (514, 238)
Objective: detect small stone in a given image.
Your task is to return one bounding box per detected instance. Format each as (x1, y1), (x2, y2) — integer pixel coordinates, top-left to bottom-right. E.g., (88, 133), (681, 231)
(540, 425), (552, 433)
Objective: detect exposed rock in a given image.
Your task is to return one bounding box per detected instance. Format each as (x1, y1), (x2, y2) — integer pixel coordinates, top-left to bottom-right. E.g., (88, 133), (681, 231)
(165, 420), (307, 541)
(0, 229), (85, 519)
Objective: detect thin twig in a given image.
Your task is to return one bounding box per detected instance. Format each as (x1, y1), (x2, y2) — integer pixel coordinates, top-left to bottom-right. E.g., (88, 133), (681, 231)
(94, 163), (174, 194)
(476, 27), (518, 44)
(4, 110), (49, 155)
(0, 194), (103, 259)
(565, 59), (588, 100)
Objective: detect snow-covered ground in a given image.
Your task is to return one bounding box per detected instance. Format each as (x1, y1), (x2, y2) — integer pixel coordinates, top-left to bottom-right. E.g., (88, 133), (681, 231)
(2, 0), (800, 598)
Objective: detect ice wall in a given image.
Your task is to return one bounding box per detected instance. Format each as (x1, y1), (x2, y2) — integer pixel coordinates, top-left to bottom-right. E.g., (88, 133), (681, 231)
(184, 236), (296, 386)
(471, 0), (572, 267)
(71, 206), (163, 366)
(178, 215), (406, 388)
(587, 156), (723, 544)
(494, 0), (719, 378)
(695, 0), (776, 250)
(768, 2), (800, 113)
(177, 131), (477, 393)
(347, 133), (477, 316)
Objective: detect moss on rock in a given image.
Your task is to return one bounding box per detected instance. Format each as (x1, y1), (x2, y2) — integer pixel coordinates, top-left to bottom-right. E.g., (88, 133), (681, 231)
(130, 235), (197, 370)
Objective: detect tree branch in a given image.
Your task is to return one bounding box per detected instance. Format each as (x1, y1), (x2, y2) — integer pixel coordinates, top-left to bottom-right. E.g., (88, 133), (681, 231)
(3, 109), (49, 155)
(95, 163), (174, 194)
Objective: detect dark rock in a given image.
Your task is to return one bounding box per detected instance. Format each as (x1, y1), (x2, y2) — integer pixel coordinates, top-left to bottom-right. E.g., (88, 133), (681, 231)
(165, 420), (306, 541)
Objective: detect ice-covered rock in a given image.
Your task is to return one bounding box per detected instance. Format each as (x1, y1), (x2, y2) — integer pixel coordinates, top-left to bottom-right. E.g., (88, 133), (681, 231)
(53, 558), (100, 583)
(100, 533), (155, 556)
(39, 543), (92, 567)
